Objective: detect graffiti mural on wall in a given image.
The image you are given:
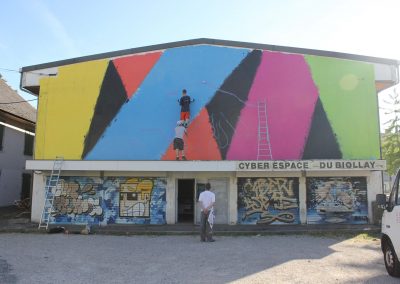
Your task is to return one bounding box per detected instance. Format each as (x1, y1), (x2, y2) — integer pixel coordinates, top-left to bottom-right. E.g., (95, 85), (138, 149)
(119, 178), (153, 217)
(50, 177), (166, 225)
(306, 177), (368, 224)
(36, 44), (379, 161)
(237, 177), (300, 225)
(53, 179), (103, 217)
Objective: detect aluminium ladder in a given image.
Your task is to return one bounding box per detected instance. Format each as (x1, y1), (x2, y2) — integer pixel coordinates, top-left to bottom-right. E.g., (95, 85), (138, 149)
(257, 100), (273, 160)
(38, 157), (64, 230)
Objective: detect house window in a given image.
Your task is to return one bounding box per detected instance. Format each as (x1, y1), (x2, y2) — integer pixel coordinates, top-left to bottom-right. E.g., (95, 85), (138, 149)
(0, 124), (4, 151)
(24, 133), (34, 156)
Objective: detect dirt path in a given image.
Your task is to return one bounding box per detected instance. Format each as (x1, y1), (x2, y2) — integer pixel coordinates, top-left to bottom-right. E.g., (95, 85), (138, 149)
(0, 234), (397, 283)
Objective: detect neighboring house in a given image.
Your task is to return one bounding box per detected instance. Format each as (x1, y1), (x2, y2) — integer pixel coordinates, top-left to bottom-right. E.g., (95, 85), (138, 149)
(0, 77), (36, 207)
(20, 38), (399, 227)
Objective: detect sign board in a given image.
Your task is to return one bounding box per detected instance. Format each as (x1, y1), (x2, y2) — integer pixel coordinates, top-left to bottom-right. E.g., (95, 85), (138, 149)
(236, 160), (386, 171)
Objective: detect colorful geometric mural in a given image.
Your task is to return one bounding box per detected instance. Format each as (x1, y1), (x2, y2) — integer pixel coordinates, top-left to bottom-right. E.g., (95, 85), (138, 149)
(237, 177), (300, 225)
(228, 51), (319, 160)
(50, 176), (166, 225)
(36, 44), (379, 161)
(306, 177), (368, 224)
(36, 60), (109, 159)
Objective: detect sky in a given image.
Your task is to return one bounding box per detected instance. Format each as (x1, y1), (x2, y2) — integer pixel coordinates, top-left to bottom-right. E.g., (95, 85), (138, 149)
(0, 0), (399, 130)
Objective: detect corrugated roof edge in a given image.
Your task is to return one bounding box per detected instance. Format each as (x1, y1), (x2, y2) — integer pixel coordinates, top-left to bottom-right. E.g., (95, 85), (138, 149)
(21, 38), (400, 72)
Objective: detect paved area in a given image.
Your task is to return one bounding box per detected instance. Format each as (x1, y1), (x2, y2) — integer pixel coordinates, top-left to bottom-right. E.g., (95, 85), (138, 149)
(0, 233), (397, 284)
(0, 205), (382, 235)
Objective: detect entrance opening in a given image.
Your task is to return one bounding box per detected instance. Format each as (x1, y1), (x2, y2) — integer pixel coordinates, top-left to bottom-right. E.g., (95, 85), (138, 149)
(177, 179), (195, 223)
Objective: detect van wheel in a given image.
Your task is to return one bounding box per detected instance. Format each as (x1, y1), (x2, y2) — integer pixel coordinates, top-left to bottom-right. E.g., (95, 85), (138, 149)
(383, 240), (400, 277)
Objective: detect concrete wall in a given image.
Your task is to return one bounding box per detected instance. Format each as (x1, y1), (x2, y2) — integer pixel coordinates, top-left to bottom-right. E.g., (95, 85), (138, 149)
(32, 169), (381, 226)
(0, 125), (32, 206)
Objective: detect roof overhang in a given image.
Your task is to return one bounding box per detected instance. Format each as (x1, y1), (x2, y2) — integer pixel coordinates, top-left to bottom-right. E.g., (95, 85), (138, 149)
(20, 38), (399, 96)
(26, 159), (386, 172)
(0, 109), (35, 131)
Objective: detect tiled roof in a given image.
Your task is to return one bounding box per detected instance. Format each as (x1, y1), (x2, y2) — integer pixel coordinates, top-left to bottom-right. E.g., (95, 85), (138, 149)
(0, 77), (36, 123)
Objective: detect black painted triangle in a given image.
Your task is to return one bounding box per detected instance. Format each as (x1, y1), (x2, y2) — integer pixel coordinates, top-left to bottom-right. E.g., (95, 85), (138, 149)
(206, 50), (262, 159)
(302, 98), (342, 159)
(82, 61), (127, 158)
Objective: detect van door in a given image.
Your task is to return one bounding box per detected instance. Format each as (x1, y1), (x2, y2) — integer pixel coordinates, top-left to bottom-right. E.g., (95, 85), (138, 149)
(383, 170), (400, 254)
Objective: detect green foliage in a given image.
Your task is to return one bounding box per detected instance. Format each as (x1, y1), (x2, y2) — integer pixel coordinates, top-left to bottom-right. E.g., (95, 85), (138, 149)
(382, 89), (400, 175)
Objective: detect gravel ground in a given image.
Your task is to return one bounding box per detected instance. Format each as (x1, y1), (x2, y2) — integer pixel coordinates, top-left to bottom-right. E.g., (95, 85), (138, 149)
(0, 233), (397, 284)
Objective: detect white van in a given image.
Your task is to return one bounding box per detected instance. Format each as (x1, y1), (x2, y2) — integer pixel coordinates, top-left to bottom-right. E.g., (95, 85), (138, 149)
(376, 169), (400, 277)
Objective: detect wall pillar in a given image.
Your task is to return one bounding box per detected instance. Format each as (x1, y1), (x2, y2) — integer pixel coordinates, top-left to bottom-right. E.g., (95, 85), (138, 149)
(228, 175), (237, 225)
(166, 172), (176, 224)
(299, 175), (307, 224)
(367, 171), (382, 224)
(31, 171), (46, 223)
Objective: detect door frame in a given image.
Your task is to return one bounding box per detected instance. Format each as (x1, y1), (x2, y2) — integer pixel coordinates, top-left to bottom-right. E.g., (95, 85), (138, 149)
(176, 178), (196, 224)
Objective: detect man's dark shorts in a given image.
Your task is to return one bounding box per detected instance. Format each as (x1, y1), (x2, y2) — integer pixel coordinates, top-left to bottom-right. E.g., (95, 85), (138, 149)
(173, 138), (184, 150)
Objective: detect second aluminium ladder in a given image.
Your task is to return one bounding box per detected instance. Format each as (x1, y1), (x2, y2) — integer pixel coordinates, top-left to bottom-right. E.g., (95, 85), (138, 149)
(38, 157), (64, 230)
(257, 100), (273, 160)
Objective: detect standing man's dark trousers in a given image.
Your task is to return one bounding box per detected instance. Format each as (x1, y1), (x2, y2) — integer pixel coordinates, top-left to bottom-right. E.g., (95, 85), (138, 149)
(200, 211), (213, 242)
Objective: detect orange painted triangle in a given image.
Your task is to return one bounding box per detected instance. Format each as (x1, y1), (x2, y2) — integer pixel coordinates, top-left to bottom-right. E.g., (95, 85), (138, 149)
(113, 52), (162, 99)
(162, 108), (222, 160)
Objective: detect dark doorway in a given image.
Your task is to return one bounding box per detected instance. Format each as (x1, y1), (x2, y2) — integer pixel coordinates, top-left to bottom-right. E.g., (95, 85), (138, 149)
(177, 179), (195, 223)
(21, 173), (32, 200)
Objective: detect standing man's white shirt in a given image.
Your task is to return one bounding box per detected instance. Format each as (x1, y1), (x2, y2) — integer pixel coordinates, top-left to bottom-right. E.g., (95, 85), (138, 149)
(199, 190), (215, 212)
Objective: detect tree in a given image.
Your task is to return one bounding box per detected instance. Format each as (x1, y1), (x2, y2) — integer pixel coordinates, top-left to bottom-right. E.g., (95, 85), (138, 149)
(381, 88), (400, 175)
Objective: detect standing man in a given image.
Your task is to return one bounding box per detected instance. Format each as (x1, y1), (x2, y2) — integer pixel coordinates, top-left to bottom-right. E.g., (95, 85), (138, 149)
(198, 182), (216, 242)
(174, 120), (187, 160)
(178, 89), (194, 123)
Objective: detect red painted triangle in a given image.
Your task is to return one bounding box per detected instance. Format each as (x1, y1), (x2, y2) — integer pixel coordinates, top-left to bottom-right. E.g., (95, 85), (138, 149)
(113, 52), (162, 99)
(162, 108), (222, 160)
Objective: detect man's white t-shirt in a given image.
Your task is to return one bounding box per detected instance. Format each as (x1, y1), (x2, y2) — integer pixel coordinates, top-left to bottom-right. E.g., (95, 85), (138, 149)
(175, 125), (186, 139)
(199, 190), (215, 212)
